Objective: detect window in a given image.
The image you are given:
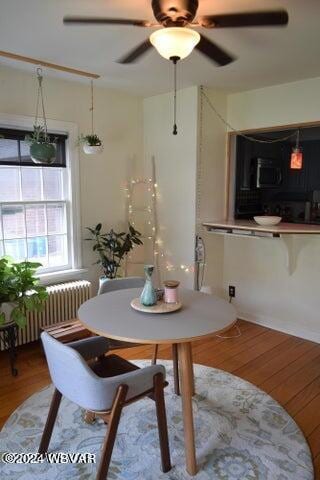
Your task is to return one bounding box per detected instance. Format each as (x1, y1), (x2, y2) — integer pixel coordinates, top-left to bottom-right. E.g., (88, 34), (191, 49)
(0, 128), (71, 274)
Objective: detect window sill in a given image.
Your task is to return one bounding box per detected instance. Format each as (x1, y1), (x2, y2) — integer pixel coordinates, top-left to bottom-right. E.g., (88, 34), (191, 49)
(38, 268), (88, 286)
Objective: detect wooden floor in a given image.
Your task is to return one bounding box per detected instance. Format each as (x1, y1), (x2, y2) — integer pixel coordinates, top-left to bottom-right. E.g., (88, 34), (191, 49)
(1, 319), (319, 478)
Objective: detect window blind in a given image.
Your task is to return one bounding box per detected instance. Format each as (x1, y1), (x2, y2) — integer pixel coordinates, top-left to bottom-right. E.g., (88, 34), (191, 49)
(0, 128), (67, 167)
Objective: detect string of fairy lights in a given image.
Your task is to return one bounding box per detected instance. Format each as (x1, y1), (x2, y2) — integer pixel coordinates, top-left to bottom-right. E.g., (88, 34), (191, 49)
(124, 177), (194, 275)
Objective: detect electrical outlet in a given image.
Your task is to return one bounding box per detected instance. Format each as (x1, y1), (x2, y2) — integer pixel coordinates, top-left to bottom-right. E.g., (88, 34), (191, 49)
(229, 285), (236, 298)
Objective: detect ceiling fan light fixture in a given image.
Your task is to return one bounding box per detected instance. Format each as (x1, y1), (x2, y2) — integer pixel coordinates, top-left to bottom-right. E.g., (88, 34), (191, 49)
(150, 27), (200, 60)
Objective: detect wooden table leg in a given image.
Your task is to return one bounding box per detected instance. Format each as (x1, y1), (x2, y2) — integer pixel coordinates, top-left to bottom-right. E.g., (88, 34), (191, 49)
(178, 342), (197, 476)
(172, 343), (180, 396)
(187, 343), (195, 396)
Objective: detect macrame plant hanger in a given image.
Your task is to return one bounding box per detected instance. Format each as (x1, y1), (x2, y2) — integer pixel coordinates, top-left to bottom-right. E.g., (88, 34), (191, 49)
(90, 79), (94, 137)
(35, 67), (49, 141)
(29, 68), (56, 165)
(80, 79), (103, 154)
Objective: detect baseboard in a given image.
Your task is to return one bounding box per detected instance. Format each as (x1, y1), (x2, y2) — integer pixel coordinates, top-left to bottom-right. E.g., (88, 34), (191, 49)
(238, 311), (320, 344)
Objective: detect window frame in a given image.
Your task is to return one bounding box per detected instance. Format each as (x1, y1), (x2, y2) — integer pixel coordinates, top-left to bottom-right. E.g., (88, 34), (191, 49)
(0, 198), (69, 271)
(0, 113), (84, 283)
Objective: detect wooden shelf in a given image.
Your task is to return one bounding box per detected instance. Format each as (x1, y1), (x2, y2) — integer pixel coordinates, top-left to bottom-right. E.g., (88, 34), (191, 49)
(203, 219), (320, 237)
(203, 219), (320, 275)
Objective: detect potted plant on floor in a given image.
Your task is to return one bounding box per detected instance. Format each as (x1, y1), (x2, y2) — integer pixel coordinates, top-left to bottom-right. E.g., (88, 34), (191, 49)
(78, 133), (103, 155)
(86, 223), (143, 288)
(0, 257), (48, 328)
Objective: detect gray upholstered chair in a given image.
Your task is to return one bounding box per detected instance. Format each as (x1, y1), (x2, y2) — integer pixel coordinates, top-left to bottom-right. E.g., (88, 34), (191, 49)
(97, 277), (145, 351)
(39, 332), (171, 480)
(98, 277), (180, 395)
(97, 276), (145, 296)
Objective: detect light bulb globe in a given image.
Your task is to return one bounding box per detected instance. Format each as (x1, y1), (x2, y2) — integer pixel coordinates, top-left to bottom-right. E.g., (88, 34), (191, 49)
(150, 27), (200, 60)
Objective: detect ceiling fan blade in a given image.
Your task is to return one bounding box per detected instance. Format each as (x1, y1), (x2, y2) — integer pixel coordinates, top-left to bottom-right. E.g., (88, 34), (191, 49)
(63, 16), (151, 27)
(196, 35), (235, 66)
(200, 10), (289, 28)
(117, 39), (152, 64)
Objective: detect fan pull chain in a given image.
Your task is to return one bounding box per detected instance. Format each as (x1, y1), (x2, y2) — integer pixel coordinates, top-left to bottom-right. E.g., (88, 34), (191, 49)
(172, 57), (179, 135)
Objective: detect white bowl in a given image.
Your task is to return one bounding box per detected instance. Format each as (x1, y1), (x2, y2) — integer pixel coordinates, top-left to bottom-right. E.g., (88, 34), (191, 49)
(253, 216), (282, 226)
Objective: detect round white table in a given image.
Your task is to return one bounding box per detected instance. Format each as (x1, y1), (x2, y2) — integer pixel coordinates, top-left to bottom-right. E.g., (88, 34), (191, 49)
(78, 287), (236, 476)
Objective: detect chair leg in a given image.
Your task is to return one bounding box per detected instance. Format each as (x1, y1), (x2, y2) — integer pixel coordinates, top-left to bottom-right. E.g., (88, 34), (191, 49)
(152, 344), (159, 365)
(84, 410), (96, 424)
(154, 373), (172, 473)
(38, 388), (62, 454)
(172, 344), (180, 396)
(96, 385), (128, 480)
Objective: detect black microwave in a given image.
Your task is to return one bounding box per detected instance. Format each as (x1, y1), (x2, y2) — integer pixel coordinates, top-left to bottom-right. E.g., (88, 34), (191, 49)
(255, 158), (282, 188)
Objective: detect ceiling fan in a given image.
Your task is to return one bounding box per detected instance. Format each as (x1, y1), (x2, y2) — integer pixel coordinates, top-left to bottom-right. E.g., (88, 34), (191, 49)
(64, 0), (289, 66)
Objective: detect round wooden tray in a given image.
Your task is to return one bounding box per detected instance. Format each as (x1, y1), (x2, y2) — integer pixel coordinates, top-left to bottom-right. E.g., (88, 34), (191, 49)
(131, 298), (182, 314)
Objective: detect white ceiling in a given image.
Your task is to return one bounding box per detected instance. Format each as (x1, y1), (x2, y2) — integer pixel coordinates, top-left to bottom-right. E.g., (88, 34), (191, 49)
(0, 0), (320, 96)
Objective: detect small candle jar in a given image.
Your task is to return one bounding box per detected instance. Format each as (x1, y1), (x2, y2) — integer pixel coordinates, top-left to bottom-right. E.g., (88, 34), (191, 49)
(164, 280), (180, 304)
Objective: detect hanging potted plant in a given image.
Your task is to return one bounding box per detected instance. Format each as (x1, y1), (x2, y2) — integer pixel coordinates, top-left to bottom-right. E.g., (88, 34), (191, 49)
(79, 80), (103, 155)
(78, 133), (103, 155)
(25, 125), (56, 165)
(0, 257), (48, 328)
(26, 68), (56, 165)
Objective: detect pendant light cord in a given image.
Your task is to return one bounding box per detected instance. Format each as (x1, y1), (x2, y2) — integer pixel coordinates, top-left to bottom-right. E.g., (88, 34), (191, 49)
(200, 86), (299, 144)
(295, 129), (300, 150)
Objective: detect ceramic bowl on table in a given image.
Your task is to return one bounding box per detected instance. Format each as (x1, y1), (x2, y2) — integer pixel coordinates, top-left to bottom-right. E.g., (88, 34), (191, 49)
(253, 216), (282, 226)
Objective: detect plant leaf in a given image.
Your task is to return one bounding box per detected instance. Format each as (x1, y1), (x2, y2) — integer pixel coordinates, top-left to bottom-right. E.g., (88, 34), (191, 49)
(11, 307), (27, 328)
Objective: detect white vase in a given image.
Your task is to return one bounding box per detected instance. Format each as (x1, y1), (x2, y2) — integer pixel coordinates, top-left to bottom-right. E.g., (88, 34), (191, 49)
(0, 302), (16, 327)
(83, 144), (104, 155)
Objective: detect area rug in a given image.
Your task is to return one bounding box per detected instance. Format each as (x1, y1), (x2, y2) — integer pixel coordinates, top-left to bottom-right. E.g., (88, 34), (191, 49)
(0, 361), (314, 480)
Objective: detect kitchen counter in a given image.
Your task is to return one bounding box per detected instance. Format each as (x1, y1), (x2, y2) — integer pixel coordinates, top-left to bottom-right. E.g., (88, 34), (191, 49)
(203, 219), (320, 237)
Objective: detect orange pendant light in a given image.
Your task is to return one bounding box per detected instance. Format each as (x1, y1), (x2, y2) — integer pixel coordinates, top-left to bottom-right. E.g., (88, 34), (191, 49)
(290, 148), (303, 169)
(290, 130), (303, 170)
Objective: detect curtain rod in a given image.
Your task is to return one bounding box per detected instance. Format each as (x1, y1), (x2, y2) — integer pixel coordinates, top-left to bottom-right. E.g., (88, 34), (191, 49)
(0, 50), (100, 79)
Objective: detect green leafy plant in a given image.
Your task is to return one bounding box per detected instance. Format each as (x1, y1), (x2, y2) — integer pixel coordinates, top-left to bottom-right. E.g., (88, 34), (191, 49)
(25, 125), (55, 144)
(0, 257), (48, 328)
(86, 223), (143, 279)
(78, 134), (102, 146)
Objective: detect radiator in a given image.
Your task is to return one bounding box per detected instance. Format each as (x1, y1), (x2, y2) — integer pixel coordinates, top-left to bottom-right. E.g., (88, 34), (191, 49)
(15, 280), (92, 347)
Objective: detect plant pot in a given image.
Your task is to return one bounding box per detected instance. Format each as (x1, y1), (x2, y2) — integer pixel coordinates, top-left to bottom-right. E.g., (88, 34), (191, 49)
(0, 302), (16, 327)
(30, 142), (56, 165)
(83, 143), (103, 155)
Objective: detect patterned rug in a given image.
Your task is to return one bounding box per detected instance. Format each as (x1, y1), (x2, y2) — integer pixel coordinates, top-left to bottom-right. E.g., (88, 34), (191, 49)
(0, 361), (314, 480)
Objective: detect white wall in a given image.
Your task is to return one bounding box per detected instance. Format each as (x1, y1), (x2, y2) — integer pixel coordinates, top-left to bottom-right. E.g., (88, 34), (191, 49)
(143, 86), (198, 288)
(225, 77), (320, 342)
(3, 63), (320, 342)
(0, 65), (143, 290)
(197, 88), (228, 296)
(228, 77), (320, 130)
